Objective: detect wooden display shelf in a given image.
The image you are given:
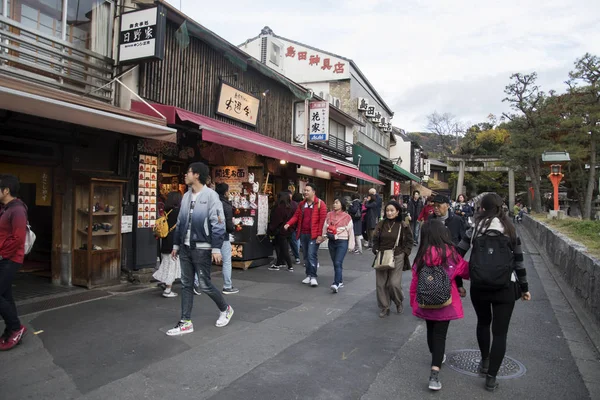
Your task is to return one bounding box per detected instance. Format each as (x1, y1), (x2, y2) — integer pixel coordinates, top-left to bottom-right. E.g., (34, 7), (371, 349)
(77, 209), (118, 216)
(77, 229), (117, 236)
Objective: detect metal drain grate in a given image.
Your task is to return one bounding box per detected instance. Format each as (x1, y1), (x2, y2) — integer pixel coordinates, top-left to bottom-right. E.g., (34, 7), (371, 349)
(17, 290), (111, 316)
(446, 349), (526, 379)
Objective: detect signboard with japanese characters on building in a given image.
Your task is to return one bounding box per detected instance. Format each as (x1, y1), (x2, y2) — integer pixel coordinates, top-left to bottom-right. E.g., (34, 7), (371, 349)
(308, 101), (329, 141)
(358, 98), (369, 111)
(216, 82), (261, 127)
(371, 111), (382, 124)
(279, 42), (350, 81)
(412, 147), (422, 175)
(118, 6), (166, 65)
(365, 105), (376, 118)
(212, 166), (248, 193)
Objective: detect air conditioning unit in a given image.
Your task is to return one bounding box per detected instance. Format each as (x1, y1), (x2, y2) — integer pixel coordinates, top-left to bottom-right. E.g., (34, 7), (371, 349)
(330, 96), (340, 108)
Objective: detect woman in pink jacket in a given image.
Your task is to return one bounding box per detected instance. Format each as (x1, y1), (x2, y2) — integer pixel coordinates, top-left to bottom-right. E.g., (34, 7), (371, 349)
(410, 219), (469, 392)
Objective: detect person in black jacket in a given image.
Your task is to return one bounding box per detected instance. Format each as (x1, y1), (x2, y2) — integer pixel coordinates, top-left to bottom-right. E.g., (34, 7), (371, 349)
(457, 193), (531, 392)
(428, 194), (467, 247)
(364, 189), (382, 248)
(347, 193), (363, 254)
(153, 191), (182, 298)
(268, 192), (295, 271)
(216, 183), (239, 294)
(407, 190), (424, 246)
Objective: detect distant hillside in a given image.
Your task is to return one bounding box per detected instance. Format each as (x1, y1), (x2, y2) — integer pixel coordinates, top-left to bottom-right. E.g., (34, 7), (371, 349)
(406, 132), (456, 158)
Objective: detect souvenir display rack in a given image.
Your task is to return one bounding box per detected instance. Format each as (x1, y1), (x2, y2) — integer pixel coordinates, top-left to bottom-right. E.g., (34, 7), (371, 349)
(137, 154), (158, 229)
(72, 178), (123, 288)
(225, 174), (272, 269)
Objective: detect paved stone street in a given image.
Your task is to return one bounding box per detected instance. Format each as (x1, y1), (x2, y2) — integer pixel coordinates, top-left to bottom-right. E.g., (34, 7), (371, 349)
(1, 231), (599, 400)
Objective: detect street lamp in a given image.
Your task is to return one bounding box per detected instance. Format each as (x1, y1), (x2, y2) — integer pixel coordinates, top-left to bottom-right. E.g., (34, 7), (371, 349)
(542, 152), (570, 212)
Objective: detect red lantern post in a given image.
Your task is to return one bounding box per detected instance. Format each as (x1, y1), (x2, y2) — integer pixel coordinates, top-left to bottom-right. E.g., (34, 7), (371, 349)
(548, 164), (563, 211)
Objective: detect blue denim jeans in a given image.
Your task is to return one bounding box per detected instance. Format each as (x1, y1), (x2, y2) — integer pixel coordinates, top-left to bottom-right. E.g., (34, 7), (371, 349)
(412, 221), (420, 244)
(299, 233), (319, 278)
(288, 229), (300, 259)
(221, 240), (233, 289)
(180, 246), (228, 320)
(328, 239), (348, 285)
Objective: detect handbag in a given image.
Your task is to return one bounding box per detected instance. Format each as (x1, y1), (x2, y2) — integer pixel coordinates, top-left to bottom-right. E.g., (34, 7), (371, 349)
(372, 224), (402, 270)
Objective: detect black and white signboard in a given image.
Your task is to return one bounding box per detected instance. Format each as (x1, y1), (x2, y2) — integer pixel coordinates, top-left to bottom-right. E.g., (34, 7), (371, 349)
(118, 6), (166, 65)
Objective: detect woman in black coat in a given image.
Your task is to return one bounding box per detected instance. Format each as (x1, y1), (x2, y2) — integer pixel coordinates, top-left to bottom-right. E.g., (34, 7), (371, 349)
(347, 194), (363, 254)
(153, 191), (182, 297)
(268, 192), (295, 271)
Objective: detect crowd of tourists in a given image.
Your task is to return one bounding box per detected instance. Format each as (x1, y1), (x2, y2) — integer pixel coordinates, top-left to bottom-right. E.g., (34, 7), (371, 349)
(1, 168), (531, 395)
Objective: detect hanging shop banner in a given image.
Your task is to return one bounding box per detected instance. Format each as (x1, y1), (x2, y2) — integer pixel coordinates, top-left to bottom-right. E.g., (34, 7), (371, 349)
(216, 82), (260, 127)
(393, 181), (401, 196)
(118, 6), (166, 65)
(256, 194), (269, 235)
(212, 166), (247, 194)
(309, 100), (329, 141)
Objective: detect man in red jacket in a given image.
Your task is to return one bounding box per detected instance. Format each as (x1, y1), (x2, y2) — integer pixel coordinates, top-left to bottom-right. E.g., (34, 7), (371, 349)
(284, 183), (327, 287)
(0, 174), (28, 351)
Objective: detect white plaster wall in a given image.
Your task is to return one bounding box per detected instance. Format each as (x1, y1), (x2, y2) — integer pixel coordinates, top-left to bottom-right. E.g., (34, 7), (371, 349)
(389, 133), (412, 170)
(303, 82), (330, 100)
(239, 37), (262, 61)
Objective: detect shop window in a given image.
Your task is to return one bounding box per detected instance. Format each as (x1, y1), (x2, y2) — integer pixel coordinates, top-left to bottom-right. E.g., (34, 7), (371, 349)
(7, 0), (113, 56)
(329, 119), (345, 140)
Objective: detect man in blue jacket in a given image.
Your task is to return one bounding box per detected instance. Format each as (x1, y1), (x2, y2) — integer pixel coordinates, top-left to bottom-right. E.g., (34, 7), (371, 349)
(167, 162), (233, 336)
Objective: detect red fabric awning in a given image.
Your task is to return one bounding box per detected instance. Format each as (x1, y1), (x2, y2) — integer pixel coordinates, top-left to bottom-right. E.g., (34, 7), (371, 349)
(131, 102), (336, 173)
(329, 161), (385, 185)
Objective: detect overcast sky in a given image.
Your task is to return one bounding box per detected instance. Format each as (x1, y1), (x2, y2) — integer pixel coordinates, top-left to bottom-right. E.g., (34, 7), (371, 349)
(167, 0), (600, 132)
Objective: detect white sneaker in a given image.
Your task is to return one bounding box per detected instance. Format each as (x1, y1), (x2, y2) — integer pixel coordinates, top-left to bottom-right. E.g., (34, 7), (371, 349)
(338, 282), (344, 289)
(330, 284), (339, 293)
(216, 305), (234, 327)
(162, 290), (178, 298)
(310, 278), (318, 287)
(268, 264), (281, 271)
(302, 276), (311, 284)
(166, 320), (193, 336)
(193, 285), (202, 296)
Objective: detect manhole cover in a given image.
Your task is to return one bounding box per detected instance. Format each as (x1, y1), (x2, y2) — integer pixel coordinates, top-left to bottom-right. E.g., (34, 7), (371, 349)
(446, 349), (526, 379)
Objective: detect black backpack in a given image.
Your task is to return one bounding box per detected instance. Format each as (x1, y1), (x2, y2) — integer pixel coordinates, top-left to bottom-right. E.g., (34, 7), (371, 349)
(351, 201), (362, 219)
(416, 265), (452, 309)
(469, 230), (514, 290)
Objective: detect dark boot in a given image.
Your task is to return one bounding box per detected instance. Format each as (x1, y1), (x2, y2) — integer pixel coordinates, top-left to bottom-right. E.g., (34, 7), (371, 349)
(479, 357), (490, 374)
(485, 375), (499, 392)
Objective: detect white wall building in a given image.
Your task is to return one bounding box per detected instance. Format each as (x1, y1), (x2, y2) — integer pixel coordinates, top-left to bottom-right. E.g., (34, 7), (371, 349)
(240, 27), (395, 159)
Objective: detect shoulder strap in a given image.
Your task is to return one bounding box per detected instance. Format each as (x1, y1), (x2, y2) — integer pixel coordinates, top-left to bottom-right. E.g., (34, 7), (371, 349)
(164, 209), (172, 218)
(393, 223), (402, 249)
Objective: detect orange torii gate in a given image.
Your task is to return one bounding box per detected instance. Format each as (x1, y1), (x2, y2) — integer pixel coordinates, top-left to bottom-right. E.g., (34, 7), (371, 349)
(445, 155), (515, 210)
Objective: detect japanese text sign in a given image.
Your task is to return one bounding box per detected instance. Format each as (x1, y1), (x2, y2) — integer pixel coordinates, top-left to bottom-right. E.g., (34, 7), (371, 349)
(309, 101), (329, 142)
(283, 44), (348, 78)
(118, 6), (165, 65)
(365, 105), (376, 118)
(358, 98), (369, 111)
(212, 166), (247, 193)
(216, 82), (260, 127)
